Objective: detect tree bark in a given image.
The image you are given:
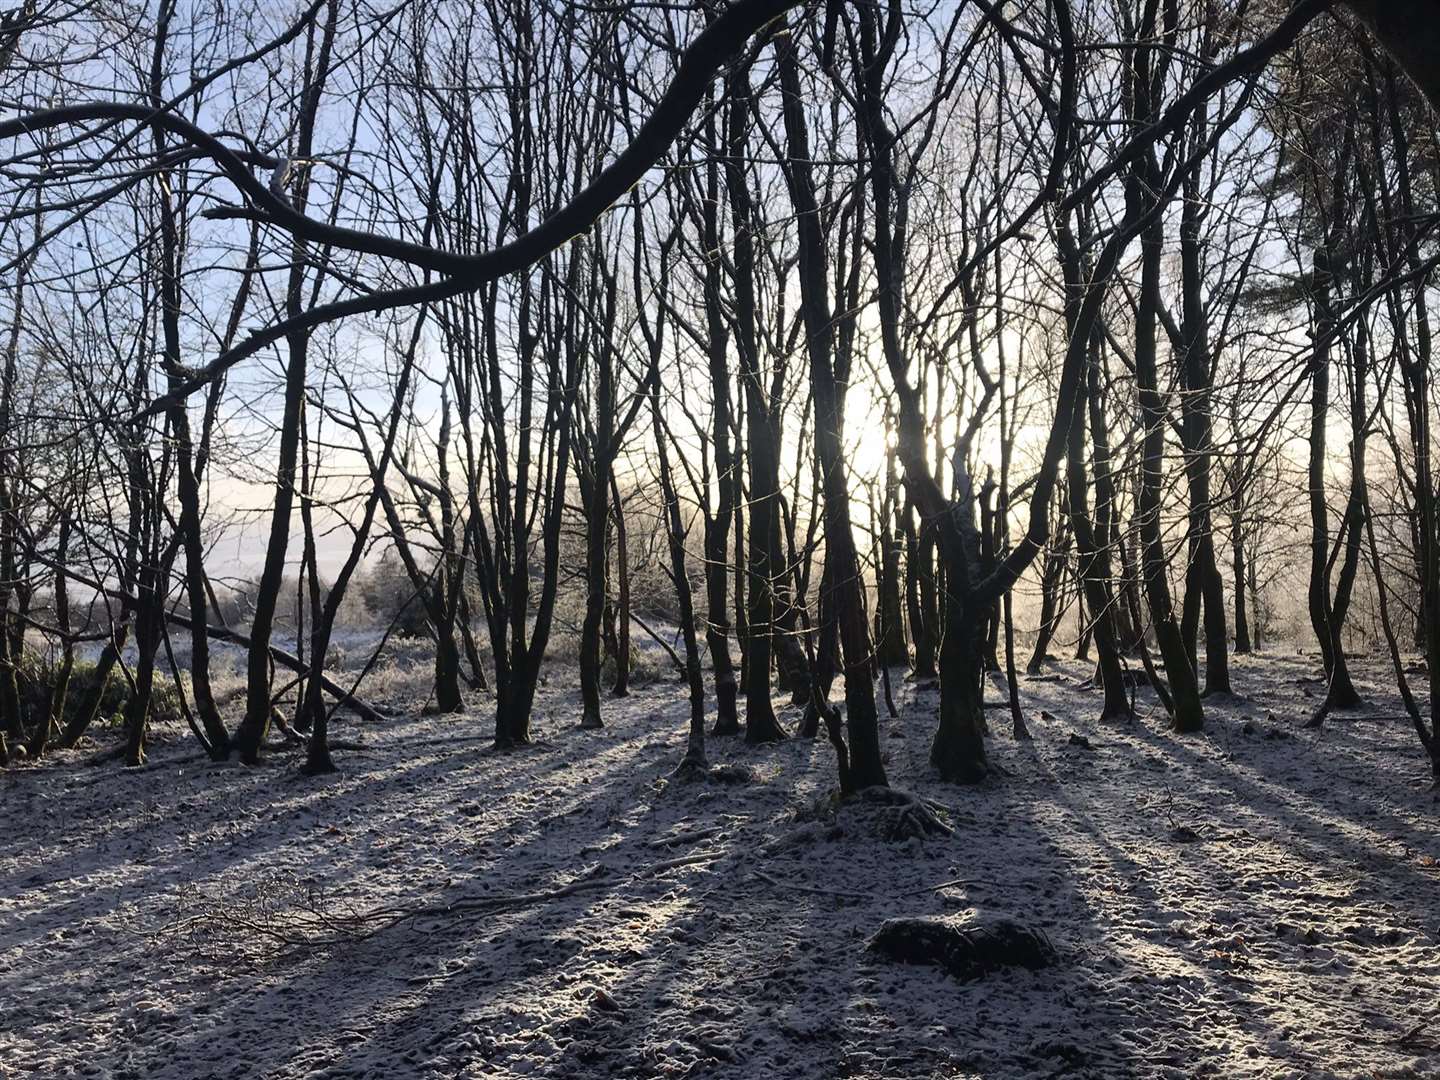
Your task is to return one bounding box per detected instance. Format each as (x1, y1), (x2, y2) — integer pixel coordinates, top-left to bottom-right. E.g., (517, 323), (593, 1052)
(777, 29), (885, 790)
(1178, 151), (1231, 695)
(723, 62), (785, 745)
(1135, 193), (1204, 733)
(610, 474), (631, 697)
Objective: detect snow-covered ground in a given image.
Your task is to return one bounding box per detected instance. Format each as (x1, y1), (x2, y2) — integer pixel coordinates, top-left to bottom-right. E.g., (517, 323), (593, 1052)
(3, 652), (1438, 1079)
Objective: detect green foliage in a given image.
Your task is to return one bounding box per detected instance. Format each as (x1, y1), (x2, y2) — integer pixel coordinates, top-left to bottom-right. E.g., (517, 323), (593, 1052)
(602, 642), (665, 687)
(15, 651), (187, 730)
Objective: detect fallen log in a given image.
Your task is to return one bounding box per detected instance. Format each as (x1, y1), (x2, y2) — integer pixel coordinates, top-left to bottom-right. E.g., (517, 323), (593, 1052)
(164, 611), (386, 724)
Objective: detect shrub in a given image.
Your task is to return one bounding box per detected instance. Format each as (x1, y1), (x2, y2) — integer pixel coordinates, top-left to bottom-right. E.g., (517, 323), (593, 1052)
(16, 651), (187, 731)
(359, 548), (432, 638)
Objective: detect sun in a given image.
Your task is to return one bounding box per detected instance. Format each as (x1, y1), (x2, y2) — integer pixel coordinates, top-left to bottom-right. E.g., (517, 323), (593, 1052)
(846, 420), (894, 481)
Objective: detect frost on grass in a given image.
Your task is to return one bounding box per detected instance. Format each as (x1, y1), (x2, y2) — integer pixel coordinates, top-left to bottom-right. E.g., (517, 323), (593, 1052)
(2, 654), (1440, 1079)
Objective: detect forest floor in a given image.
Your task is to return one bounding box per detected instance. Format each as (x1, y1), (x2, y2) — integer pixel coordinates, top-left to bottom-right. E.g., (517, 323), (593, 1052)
(3, 651), (1440, 1079)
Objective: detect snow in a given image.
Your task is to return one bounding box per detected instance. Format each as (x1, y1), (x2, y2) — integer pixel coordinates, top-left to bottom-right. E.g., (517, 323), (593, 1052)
(2, 652), (1438, 1079)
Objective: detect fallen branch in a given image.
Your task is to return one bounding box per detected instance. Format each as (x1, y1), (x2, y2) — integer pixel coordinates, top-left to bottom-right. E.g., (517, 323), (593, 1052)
(898, 876), (1007, 896)
(752, 869), (878, 901)
(629, 610), (685, 673)
(31, 555), (388, 724)
(646, 825), (724, 849)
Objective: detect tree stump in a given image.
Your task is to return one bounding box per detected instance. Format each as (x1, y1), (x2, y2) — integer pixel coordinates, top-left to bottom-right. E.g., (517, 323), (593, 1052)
(868, 915), (1057, 980)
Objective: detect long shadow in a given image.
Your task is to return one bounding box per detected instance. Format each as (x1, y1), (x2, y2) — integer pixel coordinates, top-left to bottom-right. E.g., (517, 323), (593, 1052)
(17, 660), (1423, 1079)
(1136, 719), (1440, 922)
(1023, 736), (1342, 1076)
(1, 688), (699, 1073)
(474, 676), (1182, 1079)
(0, 735), (516, 945)
(104, 697), (732, 1078)
(2, 677), (684, 922)
(1122, 657), (1440, 901)
(97, 689), (812, 1077)
(1023, 657), (1439, 1073)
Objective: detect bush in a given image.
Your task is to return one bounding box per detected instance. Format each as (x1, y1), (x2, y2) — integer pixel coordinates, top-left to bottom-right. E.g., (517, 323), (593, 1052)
(15, 651), (187, 731)
(359, 548), (432, 638)
(602, 642), (667, 687)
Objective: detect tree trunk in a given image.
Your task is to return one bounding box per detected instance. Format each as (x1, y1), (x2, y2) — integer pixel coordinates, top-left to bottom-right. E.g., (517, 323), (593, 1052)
(876, 455), (909, 668)
(30, 514), (73, 758)
(1135, 202), (1204, 733)
(124, 555), (165, 767)
(578, 466), (609, 730)
(149, 28), (230, 755)
(930, 526), (987, 784)
(906, 509), (938, 678)
(1059, 224), (1134, 722)
(778, 31), (884, 789)
(686, 92), (740, 736)
(724, 64), (785, 745)
(1027, 517), (1070, 675)
(610, 475), (631, 697)
(494, 658), (540, 747)
(234, 0), (338, 764)
(1179, 167), (1231, 695)
(457, 591), (489, 691)
(654, 390), (706, 775)
(1231, 509), (1252, 654)
(706, 512), (740, 734)
(60, 625), (127, 747)
(1306, 245), (1362, 712)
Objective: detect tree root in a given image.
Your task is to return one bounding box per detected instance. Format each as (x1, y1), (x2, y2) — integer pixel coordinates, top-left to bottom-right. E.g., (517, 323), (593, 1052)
(856, 786), (954, 839)
(670, 755), (710, 783)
